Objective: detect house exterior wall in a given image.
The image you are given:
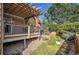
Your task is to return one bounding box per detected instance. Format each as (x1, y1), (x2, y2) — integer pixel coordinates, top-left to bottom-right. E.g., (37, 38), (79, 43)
(26, 17), (35, 25)
(26, 17), (36, 33)
(12, 17), (36, 34)
(0, 4), (1, 53)
(0, 3), (40, 55)
(0, 3), (4, 55)
(3, 14), (37, 34)
(12, 17), (26, 34)
(0, 4), (1, 38)
(3, 15), (26, 34)
(12, 17), (24, 25)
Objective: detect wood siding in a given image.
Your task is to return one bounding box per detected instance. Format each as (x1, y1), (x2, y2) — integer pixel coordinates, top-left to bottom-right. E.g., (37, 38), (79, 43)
(0, 4), (1, 38)
(0, 4), (1, 54)
(0, 3), (4, 55)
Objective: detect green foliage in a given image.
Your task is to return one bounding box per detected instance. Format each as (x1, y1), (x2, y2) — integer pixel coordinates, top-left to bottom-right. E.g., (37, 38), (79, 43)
(45, 3), (79, 24)
(46, 20), (58, 32)
(46, 19), (79, 33)
(45, 4), (79, 33)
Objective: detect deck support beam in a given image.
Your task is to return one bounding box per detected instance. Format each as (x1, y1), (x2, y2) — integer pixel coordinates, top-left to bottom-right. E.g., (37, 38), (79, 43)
(23, 39), (26, 49)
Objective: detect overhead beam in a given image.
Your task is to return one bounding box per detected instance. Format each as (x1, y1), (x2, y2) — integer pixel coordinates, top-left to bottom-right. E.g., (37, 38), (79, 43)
(7, 4), (16, 13)
(4, 13), (24, 20)
(3, 3), (40, 19)
(14, 4), (23, 14)
(18, 4), (31, 17)
(3, 4), (13, 12)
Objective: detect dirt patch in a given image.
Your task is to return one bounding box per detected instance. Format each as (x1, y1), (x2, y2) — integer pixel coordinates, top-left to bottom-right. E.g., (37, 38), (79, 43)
(3, 38), (38, 55)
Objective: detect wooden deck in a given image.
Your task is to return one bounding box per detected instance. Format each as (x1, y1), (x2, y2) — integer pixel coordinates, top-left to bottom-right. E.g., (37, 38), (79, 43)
(0, 33), (40, 43)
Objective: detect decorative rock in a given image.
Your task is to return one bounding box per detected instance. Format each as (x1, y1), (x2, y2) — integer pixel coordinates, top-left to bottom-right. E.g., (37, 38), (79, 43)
(56, 41), (61, 45)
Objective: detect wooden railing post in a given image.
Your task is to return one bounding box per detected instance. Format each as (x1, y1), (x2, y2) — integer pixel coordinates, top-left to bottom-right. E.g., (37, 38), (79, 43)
(28, 25), (30, 38)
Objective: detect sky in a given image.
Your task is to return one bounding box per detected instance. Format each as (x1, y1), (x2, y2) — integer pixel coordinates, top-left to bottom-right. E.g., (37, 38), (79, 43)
(31, 3), (52, 21)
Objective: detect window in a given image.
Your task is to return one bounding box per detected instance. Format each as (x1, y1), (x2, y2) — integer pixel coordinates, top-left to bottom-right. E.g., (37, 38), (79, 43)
(4, 15), (12, 34)
(5, 25), (11, 34)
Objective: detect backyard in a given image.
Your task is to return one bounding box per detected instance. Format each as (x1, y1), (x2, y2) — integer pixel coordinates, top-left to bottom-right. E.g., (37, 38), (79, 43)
(32, 33), (64, 55)
(0, 3), (79, 55)
(31, 3), (79, 55)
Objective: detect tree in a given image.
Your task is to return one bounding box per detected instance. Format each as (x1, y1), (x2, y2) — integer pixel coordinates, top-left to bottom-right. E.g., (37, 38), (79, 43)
(45, 3), (79, 24)
(44, 3), (79, 33)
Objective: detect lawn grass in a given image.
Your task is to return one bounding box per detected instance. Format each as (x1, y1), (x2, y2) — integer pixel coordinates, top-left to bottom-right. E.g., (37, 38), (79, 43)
(31, 35), (64, 55)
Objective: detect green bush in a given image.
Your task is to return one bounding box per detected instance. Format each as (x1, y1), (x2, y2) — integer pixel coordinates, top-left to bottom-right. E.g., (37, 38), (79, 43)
(46, 21), (79, 33)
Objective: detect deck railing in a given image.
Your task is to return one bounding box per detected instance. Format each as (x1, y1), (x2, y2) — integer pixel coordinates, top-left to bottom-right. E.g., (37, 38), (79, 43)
(4, 24), (40, 36)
